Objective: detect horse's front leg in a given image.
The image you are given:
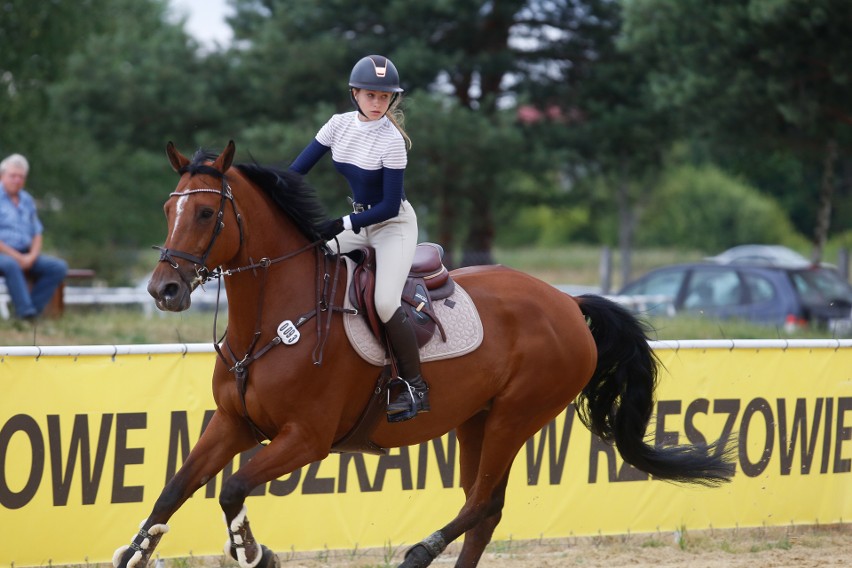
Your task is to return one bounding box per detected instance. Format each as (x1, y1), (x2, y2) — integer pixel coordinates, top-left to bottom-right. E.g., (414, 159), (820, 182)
(113, 410), (255, 568)
(219, 423), (330, 568)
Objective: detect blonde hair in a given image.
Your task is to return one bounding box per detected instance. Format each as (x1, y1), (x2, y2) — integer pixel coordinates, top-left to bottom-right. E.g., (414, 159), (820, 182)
(387, 95), (412, 151)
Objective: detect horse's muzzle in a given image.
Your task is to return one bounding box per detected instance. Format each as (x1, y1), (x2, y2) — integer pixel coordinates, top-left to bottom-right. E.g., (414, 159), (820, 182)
(147, 270), (193, 312)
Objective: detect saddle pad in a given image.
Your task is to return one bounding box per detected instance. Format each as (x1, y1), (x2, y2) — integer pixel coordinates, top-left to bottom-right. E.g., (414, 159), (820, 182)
(341, 256), (484, 367)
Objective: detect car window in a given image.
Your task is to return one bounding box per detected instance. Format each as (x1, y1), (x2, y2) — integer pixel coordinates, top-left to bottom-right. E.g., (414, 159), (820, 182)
(683, 269), (741, 309)
(623, 269), (685, 297)
(742, 272), (777, 303)
(789, 269), (852, 303)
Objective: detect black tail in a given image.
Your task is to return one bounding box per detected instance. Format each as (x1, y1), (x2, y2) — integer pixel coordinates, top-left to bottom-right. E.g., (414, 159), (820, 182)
(575, 294), (734, 485)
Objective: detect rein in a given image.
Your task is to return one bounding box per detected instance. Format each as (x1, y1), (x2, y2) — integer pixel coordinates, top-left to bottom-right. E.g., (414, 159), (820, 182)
(155, 170), (353, 444)
(212, 243), (351, 445)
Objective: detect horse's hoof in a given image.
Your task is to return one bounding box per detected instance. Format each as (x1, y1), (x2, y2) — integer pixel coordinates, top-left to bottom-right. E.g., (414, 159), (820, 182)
(397, 544), (434, 568)
(258, 545), (280, 568)
(223, 543), (278, 568)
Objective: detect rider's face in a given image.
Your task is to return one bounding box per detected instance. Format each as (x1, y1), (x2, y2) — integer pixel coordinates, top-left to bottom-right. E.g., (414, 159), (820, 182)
(353, 89), (392, 121)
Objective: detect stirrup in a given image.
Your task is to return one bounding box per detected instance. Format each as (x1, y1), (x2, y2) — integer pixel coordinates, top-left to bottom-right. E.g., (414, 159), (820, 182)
(387, 378), (429, 423)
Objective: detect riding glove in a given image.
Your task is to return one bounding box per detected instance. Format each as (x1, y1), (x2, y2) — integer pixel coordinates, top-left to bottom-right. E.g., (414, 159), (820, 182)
(317, 217), (345, 240)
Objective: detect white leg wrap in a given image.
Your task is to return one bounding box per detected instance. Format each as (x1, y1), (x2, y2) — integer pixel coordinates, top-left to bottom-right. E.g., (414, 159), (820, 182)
(224, 505), (264, 568)
(113, 519), (170, 568)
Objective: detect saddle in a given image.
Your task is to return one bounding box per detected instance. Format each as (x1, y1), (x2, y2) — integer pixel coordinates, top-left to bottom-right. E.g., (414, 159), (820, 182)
(347, 242), (455, 347)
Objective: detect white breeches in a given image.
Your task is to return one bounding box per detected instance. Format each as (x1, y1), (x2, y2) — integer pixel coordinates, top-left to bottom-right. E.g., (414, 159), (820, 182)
(333, 201), (418, 323)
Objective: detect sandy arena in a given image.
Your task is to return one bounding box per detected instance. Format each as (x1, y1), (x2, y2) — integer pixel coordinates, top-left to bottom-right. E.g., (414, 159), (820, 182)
(191, 524), (850, 568)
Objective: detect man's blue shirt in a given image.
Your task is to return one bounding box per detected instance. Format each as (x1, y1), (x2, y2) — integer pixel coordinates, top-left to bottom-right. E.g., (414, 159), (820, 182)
(0, 183), (43, 252)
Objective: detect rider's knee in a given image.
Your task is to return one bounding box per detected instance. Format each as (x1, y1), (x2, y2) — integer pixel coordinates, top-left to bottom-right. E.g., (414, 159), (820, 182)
(376, 300), (400, 323)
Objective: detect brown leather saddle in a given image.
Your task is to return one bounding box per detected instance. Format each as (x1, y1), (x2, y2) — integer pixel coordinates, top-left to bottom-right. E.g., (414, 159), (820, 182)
(331, 243), (456, 455)
(347, 242), (455, 347)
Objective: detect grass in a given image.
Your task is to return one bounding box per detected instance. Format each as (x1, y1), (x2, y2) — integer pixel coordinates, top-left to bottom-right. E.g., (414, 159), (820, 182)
(0, 245), (845, 346)
(1, 297), (837, 348)
(0, 306), (224, 346)
(494, 244), (707, 289)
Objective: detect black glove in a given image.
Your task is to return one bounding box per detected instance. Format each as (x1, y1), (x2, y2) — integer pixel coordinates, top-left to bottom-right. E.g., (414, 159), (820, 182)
(317, 217), (345, 240)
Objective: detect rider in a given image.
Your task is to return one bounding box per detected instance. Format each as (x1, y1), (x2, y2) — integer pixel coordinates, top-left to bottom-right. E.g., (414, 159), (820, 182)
(289, 54), (429, 422)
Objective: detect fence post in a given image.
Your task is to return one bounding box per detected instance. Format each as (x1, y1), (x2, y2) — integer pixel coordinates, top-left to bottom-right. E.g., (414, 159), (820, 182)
(599, 246), (612, 295)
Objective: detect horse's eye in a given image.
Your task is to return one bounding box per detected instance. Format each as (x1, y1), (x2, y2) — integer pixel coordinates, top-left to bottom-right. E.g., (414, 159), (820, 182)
(199, 207), (215, 220)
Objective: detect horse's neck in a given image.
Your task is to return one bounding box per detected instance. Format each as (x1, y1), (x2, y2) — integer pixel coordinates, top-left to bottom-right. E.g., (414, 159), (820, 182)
(222, 208), (317, 324)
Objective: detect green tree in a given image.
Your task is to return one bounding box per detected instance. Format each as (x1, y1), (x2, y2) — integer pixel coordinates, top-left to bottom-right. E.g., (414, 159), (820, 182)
(621, 0), (852, 262)
(223, 0), (626, 265)
(549, 1), (671, 285)
(50, 0), (217, 150)
(0, 0), (108, 154)
(8, 0), (225, 281)
(639, 164), (804, 251)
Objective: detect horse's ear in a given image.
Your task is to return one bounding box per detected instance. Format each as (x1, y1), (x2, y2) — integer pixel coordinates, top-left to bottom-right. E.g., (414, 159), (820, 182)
(214, 140), (236, 173)
(166, 141), (189, 173)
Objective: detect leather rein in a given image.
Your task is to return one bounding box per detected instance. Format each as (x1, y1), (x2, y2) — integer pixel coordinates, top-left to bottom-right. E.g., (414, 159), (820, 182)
(154, 169), (353, 444)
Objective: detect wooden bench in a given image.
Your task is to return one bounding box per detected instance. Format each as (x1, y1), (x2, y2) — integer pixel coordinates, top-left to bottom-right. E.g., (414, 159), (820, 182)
(0, 268), (96, 319)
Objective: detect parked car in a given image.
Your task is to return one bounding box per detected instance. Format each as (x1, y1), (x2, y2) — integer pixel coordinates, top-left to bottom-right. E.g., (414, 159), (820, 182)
(617, 262), (852, 334)
(705, 244), (811, 267)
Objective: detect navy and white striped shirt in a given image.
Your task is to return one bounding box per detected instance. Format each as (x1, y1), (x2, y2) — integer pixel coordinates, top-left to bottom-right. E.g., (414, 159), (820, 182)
(290, 111), (407, 231)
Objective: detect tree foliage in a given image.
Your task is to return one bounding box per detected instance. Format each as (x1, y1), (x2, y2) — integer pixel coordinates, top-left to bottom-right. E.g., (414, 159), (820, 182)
(639, 164), (802, 250)
(0, 0), (846, 284)
(621, 0), (852, 260)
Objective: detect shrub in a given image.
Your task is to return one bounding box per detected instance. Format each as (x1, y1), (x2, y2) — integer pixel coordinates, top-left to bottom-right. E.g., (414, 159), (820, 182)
(638, 164), (803, 251)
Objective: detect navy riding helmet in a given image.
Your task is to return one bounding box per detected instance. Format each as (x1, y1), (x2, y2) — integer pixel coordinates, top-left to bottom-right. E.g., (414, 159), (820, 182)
(349, 55), (403, 116)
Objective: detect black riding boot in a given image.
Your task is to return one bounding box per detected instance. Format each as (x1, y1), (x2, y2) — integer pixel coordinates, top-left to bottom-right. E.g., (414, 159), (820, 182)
(384, 307), (430, 421)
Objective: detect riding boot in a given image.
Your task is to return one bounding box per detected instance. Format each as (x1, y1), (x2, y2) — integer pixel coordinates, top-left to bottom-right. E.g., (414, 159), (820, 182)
(384, 307), (430, 420)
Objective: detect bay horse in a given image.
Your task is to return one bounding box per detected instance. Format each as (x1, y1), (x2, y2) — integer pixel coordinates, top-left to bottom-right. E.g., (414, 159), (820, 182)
(113, 141), (732, 568)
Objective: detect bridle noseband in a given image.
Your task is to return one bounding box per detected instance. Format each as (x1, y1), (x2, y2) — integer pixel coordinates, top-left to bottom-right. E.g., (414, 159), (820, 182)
(153, 171), (243, 282)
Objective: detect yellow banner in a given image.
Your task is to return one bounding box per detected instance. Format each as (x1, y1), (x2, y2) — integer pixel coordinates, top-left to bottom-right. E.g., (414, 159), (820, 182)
(1, 342), (850, 567)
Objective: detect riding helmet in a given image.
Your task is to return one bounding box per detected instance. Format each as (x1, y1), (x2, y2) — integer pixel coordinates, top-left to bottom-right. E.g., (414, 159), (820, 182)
(349, 55), (404, 93)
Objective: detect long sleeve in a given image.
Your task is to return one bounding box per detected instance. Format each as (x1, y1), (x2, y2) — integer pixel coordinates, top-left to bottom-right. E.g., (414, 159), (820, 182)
(289, 139), (330, 175)
(349, 168), (405, 231)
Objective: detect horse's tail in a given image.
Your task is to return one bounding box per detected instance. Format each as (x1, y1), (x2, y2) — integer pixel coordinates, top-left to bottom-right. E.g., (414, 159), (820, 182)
(574, 294), (734, 485)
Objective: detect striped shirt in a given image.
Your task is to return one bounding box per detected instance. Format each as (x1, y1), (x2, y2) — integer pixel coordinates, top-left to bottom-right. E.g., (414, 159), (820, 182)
(290, 111), (407, 231)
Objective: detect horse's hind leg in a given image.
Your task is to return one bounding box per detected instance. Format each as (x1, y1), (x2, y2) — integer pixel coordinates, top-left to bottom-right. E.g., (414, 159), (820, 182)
(113, 411), (255, 568)
(454, 413), (513, 568)
(456, 472), (511, 568)
(400, 412), (516, 568)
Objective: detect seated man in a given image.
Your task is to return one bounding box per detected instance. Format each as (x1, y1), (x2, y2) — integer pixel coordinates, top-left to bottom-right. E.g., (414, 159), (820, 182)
(0, 153), (67, 320)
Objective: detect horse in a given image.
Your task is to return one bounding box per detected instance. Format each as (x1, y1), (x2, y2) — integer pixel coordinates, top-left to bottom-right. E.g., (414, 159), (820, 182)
(113, 141), (733, 568)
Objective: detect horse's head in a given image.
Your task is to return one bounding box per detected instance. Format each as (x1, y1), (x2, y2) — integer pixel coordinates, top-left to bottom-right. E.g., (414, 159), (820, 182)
(148, 141), (243, 312)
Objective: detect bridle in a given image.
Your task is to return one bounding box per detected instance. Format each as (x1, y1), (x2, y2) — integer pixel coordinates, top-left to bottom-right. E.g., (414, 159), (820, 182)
(152, 164), (348, 444)
(153, 168), (243, 283)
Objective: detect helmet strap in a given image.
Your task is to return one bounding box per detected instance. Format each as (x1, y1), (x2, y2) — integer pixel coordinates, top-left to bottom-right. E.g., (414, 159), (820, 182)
(350, 88), (368, 119)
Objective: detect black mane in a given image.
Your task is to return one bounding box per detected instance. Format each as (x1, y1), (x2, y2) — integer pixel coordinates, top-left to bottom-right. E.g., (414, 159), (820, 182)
(184, 149), (225, 179)
(234, 162), (329, 242)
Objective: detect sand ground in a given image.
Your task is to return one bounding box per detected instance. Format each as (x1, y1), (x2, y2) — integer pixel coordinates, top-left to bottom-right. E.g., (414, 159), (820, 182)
(207, 524), (851, 567)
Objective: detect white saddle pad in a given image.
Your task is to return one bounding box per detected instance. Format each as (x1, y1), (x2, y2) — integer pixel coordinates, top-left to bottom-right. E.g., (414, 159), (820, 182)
(341, 256), (484, 367)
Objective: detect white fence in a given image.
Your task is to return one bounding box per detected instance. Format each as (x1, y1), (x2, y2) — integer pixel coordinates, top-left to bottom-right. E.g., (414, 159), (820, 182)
(0, 283), (227, 319)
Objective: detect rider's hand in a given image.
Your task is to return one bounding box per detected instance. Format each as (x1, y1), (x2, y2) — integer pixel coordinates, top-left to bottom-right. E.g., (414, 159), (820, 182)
(317, 217), (345, 240)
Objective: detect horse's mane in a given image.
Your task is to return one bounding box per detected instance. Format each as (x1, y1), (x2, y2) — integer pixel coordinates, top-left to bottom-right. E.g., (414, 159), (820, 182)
(184, 149), (328, 242)
(183, 150), (224, 179)
(234, 162), (329, 242)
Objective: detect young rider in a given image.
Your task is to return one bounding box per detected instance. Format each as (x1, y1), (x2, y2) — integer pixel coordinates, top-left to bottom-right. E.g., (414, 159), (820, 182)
(289, 55), (429, 422)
